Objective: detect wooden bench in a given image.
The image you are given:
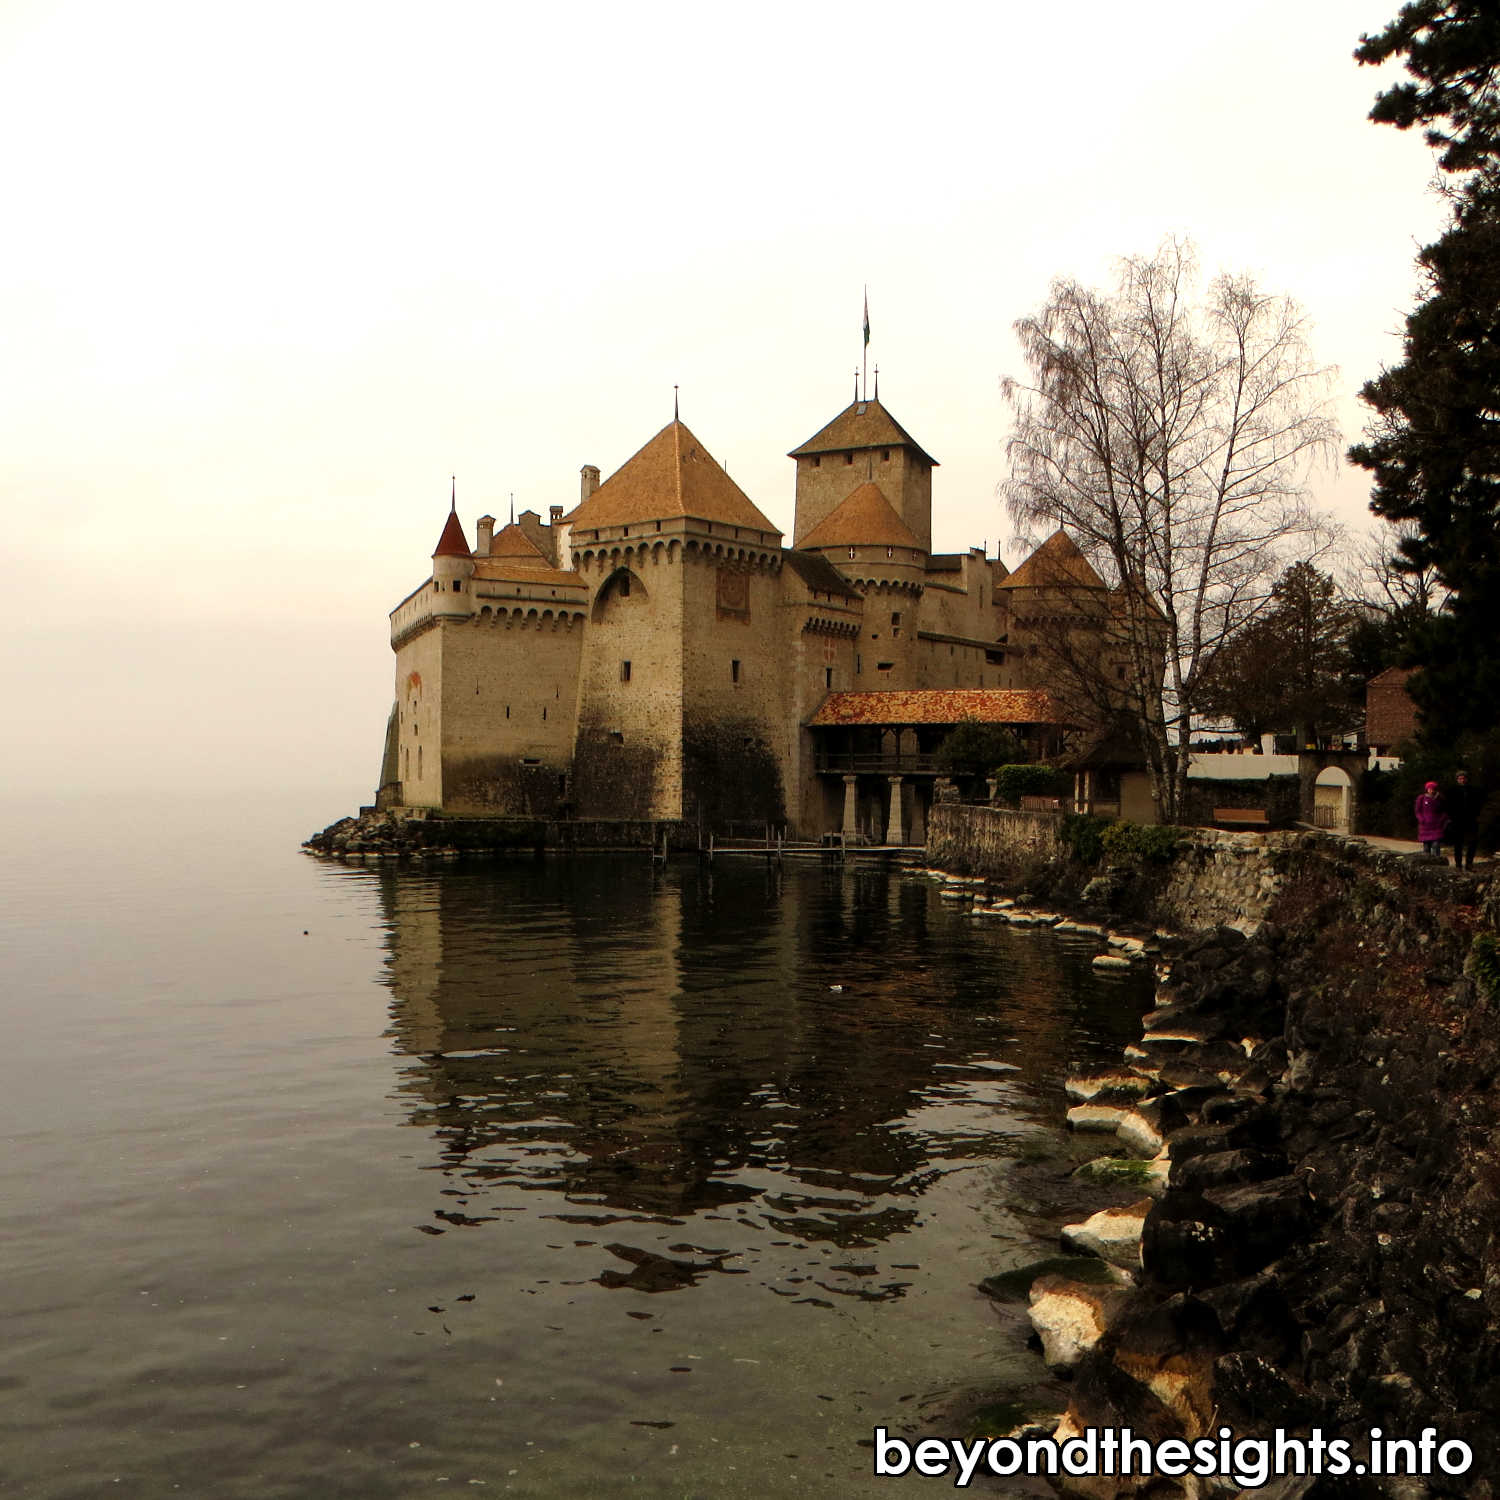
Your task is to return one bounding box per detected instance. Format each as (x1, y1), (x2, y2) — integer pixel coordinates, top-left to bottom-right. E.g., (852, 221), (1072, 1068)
(1213, 807), (1271, 829)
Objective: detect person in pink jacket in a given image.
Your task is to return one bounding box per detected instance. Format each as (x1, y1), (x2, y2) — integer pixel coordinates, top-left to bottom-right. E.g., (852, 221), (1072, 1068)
(1414, 781), (1448, 855)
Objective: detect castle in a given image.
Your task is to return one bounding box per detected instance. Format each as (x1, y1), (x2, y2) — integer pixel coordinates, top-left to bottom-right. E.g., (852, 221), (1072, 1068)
(378, 389), (1138, 842)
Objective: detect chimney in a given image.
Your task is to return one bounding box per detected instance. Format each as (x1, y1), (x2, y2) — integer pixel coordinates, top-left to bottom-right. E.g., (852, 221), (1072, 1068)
(549, 505), (564, 526)
(476, 515), (495, 556)
(580, 465), (600, 505)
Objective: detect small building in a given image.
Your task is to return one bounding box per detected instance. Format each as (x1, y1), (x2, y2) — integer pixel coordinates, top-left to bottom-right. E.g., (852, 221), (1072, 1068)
(1365, 666), (1419, 756)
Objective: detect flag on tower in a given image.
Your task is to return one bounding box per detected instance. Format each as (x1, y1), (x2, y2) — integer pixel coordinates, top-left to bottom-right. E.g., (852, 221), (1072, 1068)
(863, 288), (870, 349)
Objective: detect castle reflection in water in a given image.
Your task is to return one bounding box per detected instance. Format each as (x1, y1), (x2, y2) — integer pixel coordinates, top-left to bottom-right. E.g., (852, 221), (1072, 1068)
(368, 856), (1146, 1234)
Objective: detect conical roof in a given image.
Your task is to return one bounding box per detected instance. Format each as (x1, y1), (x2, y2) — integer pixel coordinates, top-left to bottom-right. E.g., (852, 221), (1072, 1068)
(432, 507), (471, 558)
(565, 420), (780, 535)
(789, 397), (937, 467)
(997, 529), (1107, 591)
(798, 481), (922, 551)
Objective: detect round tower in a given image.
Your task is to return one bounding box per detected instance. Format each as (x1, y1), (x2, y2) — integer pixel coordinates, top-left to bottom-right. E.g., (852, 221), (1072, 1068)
(431, 493), (474, 596)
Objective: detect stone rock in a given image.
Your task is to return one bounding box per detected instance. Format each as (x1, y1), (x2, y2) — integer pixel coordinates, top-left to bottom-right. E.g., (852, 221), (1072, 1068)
(1067, 1103), (1132, 1133)
(1170, 1148), (1289, 1193)
(1202, 1176), (1311, 1274)
(1028, 1275), (1132, 1372)
(978, 1254), (1121, 1302)
(1140, 1191), (1235, 1290)
(1061, 1198), (1151, 1270)
(1105, 1292), (1225, 1436)
(1065, 1071), (1153, 1104)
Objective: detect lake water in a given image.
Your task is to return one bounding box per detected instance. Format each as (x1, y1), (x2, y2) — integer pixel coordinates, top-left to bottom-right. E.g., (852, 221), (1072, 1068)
(0, 796), (1149, 1497)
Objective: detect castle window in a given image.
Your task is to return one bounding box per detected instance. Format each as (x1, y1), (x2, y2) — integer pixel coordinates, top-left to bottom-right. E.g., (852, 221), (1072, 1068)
(542, 707), (547, 720)
(856, 653), (862, 675)
(824, 666), (833, 689)
(619, 573), (630, 597)
(418, 745), (423, 777)
(877, 661), (893, 672)
(453, 579), (461, 591)
(521, 757), (541, 767)
(811, 456), (821, 468)
(621, 660), (632, 682)
(881, 449), (890, 461)
(848, 547), (856, 560)
(609, 731), (624, 745)
(731, 659), (741, 683)
(505, 705), (510, 718)
(844, 452), (854, 465)
(886, 546), (893, 559)
(891, 612), (901, 627)
(433, 582), (440, 593)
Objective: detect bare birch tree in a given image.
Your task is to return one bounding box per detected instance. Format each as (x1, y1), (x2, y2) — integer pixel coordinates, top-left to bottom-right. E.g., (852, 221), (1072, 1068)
(1001, 240), (1340, 822)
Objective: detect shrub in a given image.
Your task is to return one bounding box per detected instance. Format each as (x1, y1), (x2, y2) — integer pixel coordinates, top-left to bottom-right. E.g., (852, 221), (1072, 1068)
(1060, 813), (1107, 864)
(1100, 822), (1182, 867)
(935, 721), (1024, 784)
(993, 763), (1072, 806)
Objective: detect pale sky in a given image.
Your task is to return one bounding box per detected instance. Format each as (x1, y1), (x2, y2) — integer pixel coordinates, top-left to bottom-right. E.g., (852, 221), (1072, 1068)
(3, 0), (1445, 803)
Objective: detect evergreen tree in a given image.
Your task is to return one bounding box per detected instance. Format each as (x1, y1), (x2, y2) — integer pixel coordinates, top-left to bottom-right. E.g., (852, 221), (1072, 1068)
(1350, 3), (1500, 736)
(1199, 564), (1360, 747)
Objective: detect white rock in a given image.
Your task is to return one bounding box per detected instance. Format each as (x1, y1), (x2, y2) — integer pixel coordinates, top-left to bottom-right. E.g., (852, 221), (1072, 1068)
(1028, 1276), (1130, 1371)
(1116, 1109), (1165, 1156)
(1091, 954), (1132, 971)
(1066, 1103), (1131, 1133)
(1061, 1199), (1150, 1270)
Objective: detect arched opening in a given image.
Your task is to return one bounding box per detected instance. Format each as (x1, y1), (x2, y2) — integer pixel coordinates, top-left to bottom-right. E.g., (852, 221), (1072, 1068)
(1314, 765), (1354, 833)
(592, 567), (648, 622)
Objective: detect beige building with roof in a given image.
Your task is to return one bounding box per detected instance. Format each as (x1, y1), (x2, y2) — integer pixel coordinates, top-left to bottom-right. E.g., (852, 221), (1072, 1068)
(377, 392), (1146, 840)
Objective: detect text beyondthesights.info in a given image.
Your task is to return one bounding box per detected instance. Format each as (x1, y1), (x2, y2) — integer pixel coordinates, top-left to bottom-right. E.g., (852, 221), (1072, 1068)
(871, 1426), (1474, 1489)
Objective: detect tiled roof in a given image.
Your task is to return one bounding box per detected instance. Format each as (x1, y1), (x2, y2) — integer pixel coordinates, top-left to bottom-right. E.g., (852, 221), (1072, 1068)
(471, 557), (585, 589)
(488, 521), (548, 560)
(432, 507), (471, 558)
(807, 688), (1065, 727)
(798, 482), (922, 551)
(564, 420), (781, 535)
(782, 549), (862, 600)
(997, 529), (1107, 591)
(789, 398), (938, 466)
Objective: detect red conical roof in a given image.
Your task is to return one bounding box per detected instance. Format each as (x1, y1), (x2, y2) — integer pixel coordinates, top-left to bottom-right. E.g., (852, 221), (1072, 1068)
(432, 507), (471, 558)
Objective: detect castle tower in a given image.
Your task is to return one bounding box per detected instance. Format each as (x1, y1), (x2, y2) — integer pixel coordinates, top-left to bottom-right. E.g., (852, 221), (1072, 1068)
(561, 418), (786, 824)
(431, 502), (474, 595)
(789, 396), (937, 553)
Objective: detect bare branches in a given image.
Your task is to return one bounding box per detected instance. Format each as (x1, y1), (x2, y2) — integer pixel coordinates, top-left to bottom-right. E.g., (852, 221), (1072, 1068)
(1002, 239), (1340, 820)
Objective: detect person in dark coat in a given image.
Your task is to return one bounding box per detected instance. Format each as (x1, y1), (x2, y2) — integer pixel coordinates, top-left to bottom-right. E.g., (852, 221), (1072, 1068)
(1446, 769), (1483, 869)
(1414, 782), (1447, 855)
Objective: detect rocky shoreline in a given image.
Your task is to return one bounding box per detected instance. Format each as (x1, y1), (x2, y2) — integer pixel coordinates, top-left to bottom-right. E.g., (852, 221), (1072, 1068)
(938, 843), (1498, 1498)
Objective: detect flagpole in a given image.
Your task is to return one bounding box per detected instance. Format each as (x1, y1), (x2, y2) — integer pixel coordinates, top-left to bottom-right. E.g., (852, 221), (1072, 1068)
(862, 286), (869, 401)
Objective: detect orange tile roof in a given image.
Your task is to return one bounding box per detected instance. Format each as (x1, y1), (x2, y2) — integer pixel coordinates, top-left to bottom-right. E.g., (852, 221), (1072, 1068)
(564, 420), (780, 535)
(807, 689), (1065, 727)
(798, 481), (922, 551)
(470, 557), (585, 589)
(432, 507), (471, 558)
(789, 398), (938, 466)
(488, 521), (548, 560)
(997, 529), (1107, 591)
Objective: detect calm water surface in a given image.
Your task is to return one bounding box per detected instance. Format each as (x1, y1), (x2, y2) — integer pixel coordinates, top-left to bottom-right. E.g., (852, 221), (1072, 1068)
(0, 796), (1149, 1497)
